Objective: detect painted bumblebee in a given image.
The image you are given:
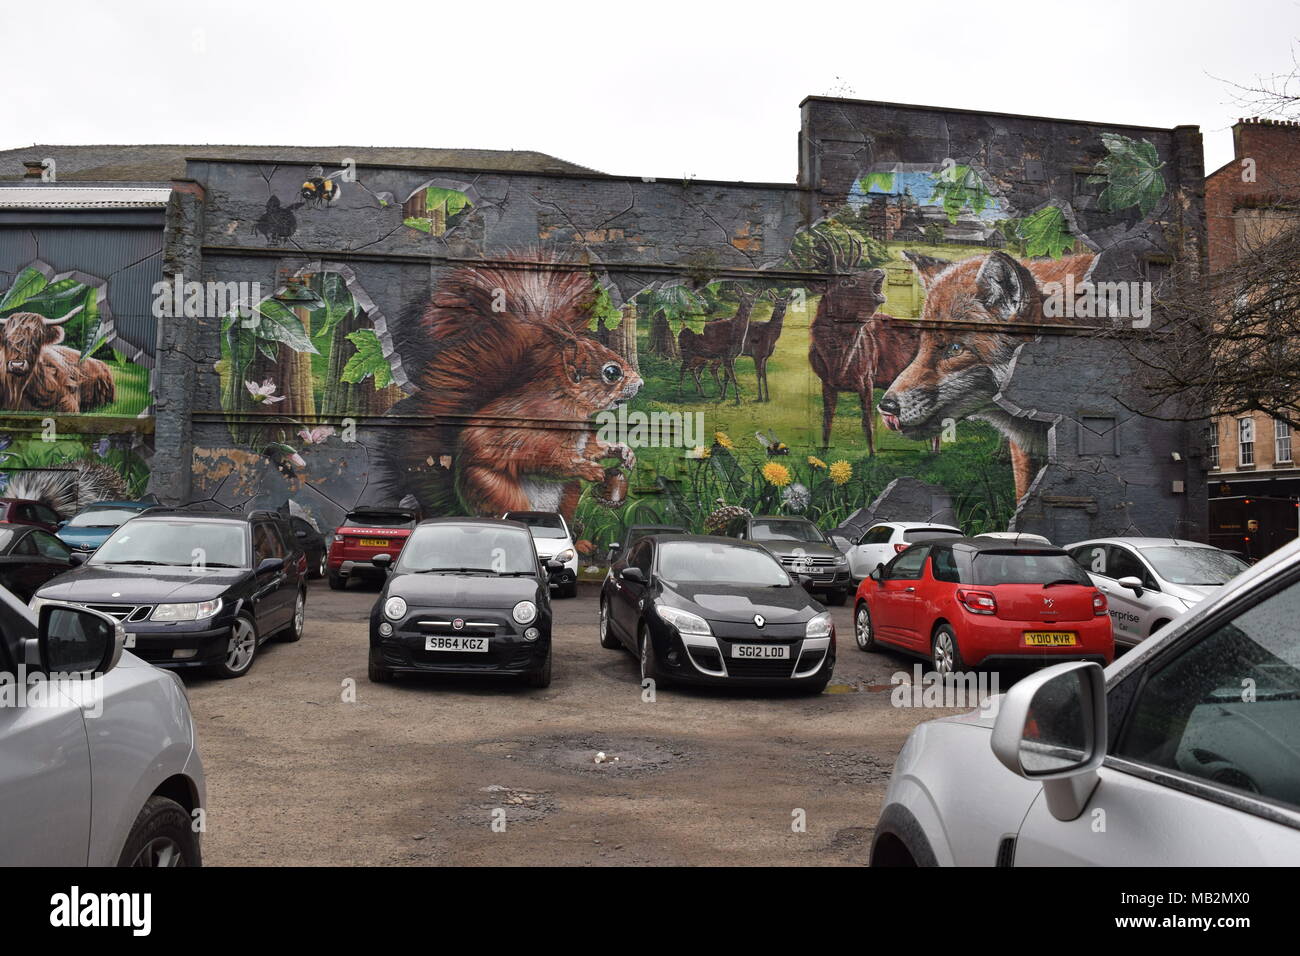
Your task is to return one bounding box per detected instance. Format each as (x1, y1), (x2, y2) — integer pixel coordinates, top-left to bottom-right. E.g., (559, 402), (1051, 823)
(300, 165), (342, 208)
(756, 429), (790, 456)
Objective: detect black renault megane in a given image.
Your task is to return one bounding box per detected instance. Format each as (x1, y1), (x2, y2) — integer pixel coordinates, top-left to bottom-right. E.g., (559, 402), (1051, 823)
(599, 534), (835, 693)
(368, 518), (554, 687)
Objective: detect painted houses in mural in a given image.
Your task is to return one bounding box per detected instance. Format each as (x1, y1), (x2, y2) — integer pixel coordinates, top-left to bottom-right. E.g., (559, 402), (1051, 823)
(0, 99), (1208, 549)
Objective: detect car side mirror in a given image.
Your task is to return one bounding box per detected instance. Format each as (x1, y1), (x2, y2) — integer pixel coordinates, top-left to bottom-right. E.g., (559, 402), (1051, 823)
(869, 563), (885, 582)
(372, 553), (393, 569)
(69, 552), (86, 566)
(620, 566), (646, 584)
(28, 602), (122, 677)
(795, 572), (814, 588)
(1116, 575), (1144, 595)
(295, 530), (308, 539)
(990, 661), (1107, 822)
(257, 557), (285, 574)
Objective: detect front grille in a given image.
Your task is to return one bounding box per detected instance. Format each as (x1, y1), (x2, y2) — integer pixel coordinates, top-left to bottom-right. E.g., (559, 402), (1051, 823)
(780, 555), (838, 567)
(724, 656), (796, 679)
(83, 603), (153, 623)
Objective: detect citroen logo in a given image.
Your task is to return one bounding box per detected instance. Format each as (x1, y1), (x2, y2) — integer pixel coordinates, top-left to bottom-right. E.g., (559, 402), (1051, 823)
(754, 614), (765, 628)
(1043, 597), (1055, 608)
(453, 618), (465, 630)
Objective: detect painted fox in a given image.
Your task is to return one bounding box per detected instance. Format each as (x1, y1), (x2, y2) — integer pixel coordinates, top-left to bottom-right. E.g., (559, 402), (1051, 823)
(877, 250), (1095, 502)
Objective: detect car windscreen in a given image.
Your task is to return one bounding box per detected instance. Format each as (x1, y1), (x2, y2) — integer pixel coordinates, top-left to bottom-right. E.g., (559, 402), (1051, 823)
(749, 519), (827, 544)
(506, 513), (567, 538)
(0, 528), (17, 551)
(91, 520), (249, 568)
(396, 525), (537, 574)
(658, 541), (790, 587)
(343, 511), (415, 529)
(903, 528), (963, 542)
(971, 550), (1092, 586)
(1140, 546), (1249, 586)
(66, 508), (139, 528)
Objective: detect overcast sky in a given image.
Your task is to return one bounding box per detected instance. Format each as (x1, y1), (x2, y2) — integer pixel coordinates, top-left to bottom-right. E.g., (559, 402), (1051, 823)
(3, 0), (1297, 181)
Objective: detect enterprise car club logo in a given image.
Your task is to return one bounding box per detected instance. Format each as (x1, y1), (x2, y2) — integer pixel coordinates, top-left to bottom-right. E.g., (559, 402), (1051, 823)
(753, 614), (765, 628)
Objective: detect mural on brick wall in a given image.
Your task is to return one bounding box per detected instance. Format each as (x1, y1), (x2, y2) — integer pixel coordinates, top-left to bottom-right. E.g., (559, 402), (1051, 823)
(0, 260), (153, 515)
(194, 124), (1187, 550)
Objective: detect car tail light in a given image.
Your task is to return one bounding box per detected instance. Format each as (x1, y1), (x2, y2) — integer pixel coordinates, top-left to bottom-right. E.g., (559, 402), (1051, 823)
(893, 543), (909, 554)
(333, 534), (344, 543)
(956, 588), (997, 615)
(1093, 591), (1108, 616)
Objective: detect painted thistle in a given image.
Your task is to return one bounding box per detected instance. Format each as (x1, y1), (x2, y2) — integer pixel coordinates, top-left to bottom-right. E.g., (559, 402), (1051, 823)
(762, 461), (792, 487)
(829, 460), (852, 485)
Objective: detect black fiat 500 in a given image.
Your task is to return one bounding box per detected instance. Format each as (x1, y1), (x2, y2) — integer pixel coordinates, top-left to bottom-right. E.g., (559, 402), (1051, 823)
(31, 508), (307, 679)
(599, 534), (835, 692)
(368, 518), (554, 687)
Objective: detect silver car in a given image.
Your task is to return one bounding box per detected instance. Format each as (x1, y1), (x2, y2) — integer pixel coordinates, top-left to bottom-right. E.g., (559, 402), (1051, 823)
(871, 536), (1300, 865)
(1064, 537), (1249, 648)
(0, 587), (205, 865)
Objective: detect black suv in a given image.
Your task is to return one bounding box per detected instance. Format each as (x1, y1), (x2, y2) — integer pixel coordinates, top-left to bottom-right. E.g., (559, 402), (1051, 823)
(722, 514), (852, 605)
(31, 508), (307, 679)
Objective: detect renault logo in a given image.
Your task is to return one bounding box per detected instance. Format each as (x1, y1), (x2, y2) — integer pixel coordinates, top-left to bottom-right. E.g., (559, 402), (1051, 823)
(453, 618), (465, 630)
(754, 614), (765, 628)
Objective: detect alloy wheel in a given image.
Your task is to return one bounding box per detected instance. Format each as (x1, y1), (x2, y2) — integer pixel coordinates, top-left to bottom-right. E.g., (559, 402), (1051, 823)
(855, 605), (872, 649)
(933, 631), (956, 675)
(131, 837), (185, 867)
(226, 618), (256, 673)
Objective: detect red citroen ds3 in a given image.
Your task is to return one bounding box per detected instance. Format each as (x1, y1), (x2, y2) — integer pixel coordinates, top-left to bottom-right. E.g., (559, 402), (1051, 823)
(853, 537), (1113, 672)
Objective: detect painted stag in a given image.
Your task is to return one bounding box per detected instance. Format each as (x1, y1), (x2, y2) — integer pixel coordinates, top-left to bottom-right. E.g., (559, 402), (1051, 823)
(0, 310), (115, 413)
(807, 230), (889, 452)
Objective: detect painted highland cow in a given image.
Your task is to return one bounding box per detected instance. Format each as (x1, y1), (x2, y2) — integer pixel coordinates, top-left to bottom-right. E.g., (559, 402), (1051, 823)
(0, 310), (116, 413)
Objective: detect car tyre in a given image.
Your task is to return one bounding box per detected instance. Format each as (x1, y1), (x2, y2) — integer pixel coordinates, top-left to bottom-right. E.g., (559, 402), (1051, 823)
(210, 614), (258, 679)
(560, 579), (578, 599)
(117, 795), (201, 867)
(826, 588), (848, 606)
(525, 646), (552, 687)
(368, 657), (393, 683)
(931, 624), (964, 676)
(309, 552), (327, 579)
(598, 598), (621, 649)
(638, 624), (663, 685)
(278, 588), (306, 642)
(854, 601), (875, 651)
(328, 570), (346, 590)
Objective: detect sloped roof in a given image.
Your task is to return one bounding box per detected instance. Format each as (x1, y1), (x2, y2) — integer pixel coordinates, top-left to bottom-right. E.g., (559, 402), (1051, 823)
(0, 144), (602, 181)
(0, 184), (172, 208)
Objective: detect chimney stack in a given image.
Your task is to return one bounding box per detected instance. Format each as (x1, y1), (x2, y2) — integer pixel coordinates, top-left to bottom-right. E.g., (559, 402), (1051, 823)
(22, 161), (44, 179)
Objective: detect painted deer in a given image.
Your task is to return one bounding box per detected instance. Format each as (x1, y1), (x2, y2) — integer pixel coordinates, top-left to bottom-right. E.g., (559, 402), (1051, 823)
(677, 288), (756, 403)
(807, 231), (888, 451)
(740, 290), (788, 402)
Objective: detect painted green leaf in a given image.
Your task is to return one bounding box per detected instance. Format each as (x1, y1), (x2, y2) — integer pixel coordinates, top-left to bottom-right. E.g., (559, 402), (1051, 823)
(341, 328), (394, 389)
(251, 299), (318, 354)
(1091, 133), (1166, 218)
(858, 171), (895, 194)
(588, 281), (622, 332)
(0, 267), (48, 311)
(1018, 206), (1074, 259)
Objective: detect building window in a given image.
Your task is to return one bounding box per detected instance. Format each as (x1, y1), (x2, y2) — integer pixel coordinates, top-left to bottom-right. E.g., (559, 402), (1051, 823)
(1239, 417), (1255, 466)
(1277, 420), (1293, 464)
(1207, 422), (1220, 469)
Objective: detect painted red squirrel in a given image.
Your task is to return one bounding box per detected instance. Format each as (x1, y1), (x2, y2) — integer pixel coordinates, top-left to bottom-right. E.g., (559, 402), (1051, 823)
(381, 265), (642, 521)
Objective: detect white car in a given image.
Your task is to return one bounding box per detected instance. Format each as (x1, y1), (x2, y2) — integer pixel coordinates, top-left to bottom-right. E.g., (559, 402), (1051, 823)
(0, 588), (205, 865)
(503, 510), (579, 598)
(871, 535), (1300, 866)
(1064, 537), (1249, 648)
(844, 521), (963, 579)
(973, 531), (1052, 547)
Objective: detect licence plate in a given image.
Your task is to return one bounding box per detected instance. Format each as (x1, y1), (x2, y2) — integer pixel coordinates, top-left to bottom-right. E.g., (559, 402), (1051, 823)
(1024, 631), (1077, 646)
(425, 635), (489, 653)
(731, 643), (790, 659)
(123, 634), (136, 649)
(359, 538), (389, 547)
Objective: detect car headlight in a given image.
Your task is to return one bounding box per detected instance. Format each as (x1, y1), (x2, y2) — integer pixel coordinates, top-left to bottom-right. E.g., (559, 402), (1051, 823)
(554, 549), (576, 564)
(831, 554), (848, 566)
(383, 596), (408, 620)
(151, 598), (223, 622)
(655, 602), (711, 636)
(513, 600), (537, 624)
(805, 612), (833, 638)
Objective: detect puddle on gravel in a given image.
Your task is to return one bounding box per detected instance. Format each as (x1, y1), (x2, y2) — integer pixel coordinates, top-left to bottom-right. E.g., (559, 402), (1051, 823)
(824, 683), (860, 694)
(809, 749), (893, 785)
(456, 785), (555, 825)
(475, 735), (691, 775)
